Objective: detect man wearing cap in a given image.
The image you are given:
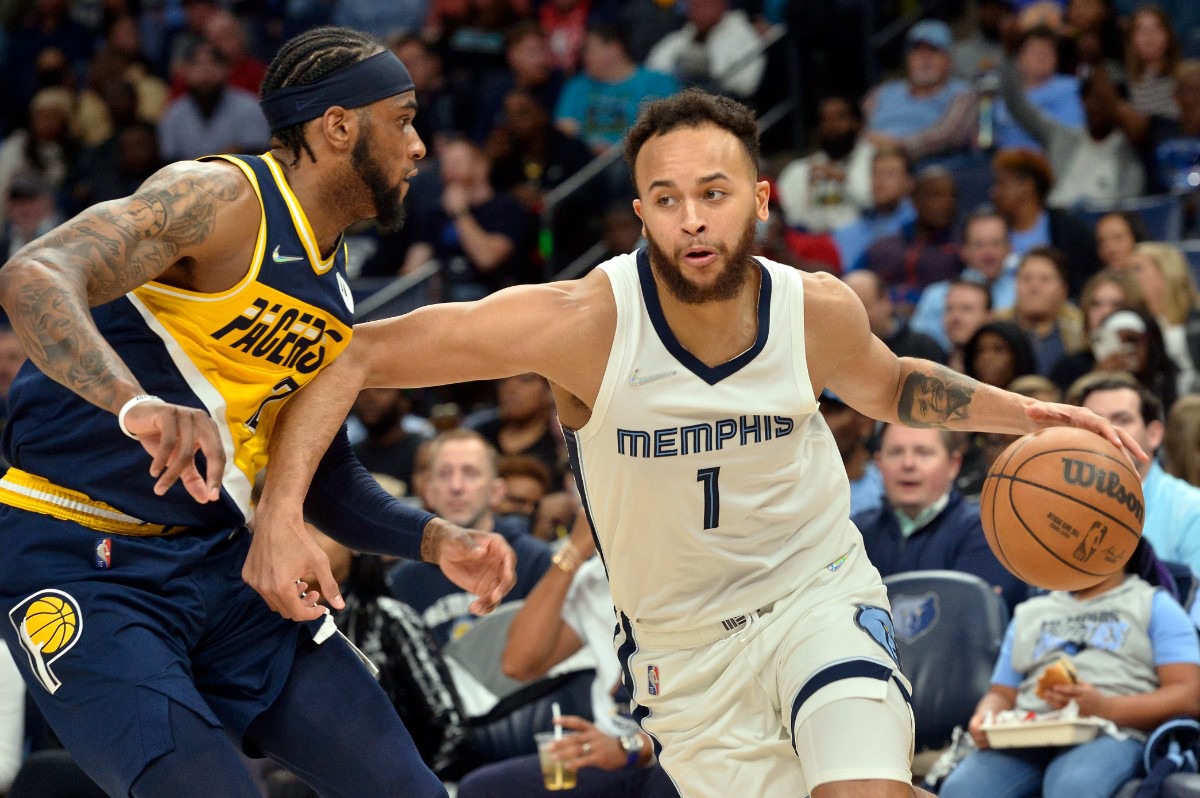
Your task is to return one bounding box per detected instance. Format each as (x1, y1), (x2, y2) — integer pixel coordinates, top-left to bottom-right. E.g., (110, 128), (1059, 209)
(864, 19), (979, 164)
(0, 26), (515, 798)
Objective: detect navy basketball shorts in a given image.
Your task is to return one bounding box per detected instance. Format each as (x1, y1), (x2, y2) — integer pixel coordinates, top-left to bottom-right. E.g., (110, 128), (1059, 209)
(0, 504), (303, 793)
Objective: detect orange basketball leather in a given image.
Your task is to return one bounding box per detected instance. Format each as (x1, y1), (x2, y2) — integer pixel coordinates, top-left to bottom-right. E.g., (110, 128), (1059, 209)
(981, 427), (1144, 591)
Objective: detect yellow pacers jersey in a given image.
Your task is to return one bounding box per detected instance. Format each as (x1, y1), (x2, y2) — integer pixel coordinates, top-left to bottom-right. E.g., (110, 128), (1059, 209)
(2, 153), (354, 528)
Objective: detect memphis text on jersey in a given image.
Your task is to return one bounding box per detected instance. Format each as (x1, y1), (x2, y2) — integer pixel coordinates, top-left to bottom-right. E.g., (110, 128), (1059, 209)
(616, 415), (795, 458)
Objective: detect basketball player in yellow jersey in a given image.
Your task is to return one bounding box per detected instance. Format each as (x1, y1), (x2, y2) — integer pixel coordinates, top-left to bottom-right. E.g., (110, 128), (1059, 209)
(0, 27), (513, 798)
(256, 90), (1146, 797)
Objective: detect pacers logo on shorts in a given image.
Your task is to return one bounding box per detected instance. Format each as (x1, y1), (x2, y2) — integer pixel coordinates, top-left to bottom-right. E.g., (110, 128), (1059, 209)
(7, 589), (83, 694)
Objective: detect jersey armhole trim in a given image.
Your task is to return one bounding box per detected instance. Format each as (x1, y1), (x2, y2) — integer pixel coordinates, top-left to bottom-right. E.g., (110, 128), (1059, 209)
(572, 262), (627, 445)
(136, 154), (267, 302)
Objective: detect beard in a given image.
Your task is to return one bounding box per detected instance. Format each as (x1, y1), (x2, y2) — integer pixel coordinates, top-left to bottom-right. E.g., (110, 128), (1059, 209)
(361, 404), (402, 439)
(350, 125), (407, 234)
(188, 84), (224, 119)
(645, 214), (758, 305)
(819, 131), (858, 161)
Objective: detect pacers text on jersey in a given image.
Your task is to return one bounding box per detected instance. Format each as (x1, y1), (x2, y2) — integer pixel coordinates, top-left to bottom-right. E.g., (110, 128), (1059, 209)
(211, 297), (345, 372)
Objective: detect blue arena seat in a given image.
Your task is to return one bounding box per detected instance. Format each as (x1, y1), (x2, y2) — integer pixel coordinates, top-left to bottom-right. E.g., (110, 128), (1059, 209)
(883, 570), (1010, 754)
(1073, 194), (1184, 243)
(1178, 241), (1200, 289)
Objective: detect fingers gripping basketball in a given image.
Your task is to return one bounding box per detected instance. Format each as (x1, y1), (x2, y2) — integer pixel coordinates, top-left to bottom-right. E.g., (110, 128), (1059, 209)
(981, 427), (1144, 591)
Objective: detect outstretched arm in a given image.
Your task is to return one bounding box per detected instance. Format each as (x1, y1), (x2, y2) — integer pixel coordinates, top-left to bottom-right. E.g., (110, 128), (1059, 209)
(501, 514), (596, 681)
(257, 280), (587, 516)
(0, 161), (246, 501)
(811, 274), (1146, 461)
(254, 279), (598, 619)
(246, 424), (518, 621)
(999, 59), (1056, 147)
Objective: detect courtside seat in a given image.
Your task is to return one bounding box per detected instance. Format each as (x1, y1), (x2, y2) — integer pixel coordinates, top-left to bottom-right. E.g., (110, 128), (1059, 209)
(883, 570), (1009, 754)
(1114, 774), (1200, 798)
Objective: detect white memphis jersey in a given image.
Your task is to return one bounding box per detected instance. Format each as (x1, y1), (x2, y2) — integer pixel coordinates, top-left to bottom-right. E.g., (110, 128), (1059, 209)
(565, 250), (865, 633)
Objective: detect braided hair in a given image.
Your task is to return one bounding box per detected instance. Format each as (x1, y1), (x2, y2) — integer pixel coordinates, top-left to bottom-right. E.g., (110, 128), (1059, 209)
(260, 26), (384, 167)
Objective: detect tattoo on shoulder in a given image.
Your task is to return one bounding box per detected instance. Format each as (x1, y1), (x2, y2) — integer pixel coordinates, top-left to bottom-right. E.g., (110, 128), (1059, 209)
(897, 367), (975, 428)
(4, 162), (246, 409)
(38, 162), (244, 301)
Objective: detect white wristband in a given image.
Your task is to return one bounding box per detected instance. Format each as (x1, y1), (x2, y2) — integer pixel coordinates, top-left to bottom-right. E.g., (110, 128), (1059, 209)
(117, 394), (161, 439)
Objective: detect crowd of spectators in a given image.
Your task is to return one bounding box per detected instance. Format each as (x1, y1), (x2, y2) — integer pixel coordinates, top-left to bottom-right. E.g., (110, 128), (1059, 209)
(4, 0), (1200, 795)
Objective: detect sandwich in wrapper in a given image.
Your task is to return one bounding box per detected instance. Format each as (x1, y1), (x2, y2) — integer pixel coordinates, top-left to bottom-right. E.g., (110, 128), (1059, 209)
(1036, 656), (1079, 700)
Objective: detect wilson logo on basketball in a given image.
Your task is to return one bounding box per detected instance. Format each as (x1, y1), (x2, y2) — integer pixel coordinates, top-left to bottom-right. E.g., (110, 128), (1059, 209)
(1059, 458), (1145, 524)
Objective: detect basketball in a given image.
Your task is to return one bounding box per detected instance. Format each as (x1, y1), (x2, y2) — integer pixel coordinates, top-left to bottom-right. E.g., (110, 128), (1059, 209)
(980, 426), (1144, 591)
(23, 595), (77, 655)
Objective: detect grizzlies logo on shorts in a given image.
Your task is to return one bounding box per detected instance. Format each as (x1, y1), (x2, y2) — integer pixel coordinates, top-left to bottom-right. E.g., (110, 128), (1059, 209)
(8, 589), (84, 694)
(855, 605), (901, 667)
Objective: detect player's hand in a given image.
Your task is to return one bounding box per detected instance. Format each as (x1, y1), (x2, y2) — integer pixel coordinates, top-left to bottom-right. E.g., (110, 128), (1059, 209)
(426, 518), (516, 615)
(967, 711), (991, 750)
(441, 184), (470, 217)
(567, 514), (596, 561)
(549, 716), (628, 772)
(243, 510), (344, 622)
(1044, 681), (1110, 718)
(122, 399), (225, 503)
(1024, 401), (1149, 466)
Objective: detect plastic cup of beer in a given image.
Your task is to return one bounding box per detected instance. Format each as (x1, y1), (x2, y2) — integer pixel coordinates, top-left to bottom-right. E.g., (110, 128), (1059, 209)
(534, 730), (578, 790)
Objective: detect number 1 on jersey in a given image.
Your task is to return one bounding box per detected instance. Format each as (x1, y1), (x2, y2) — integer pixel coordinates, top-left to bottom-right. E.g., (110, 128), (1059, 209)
(697, 467), (720, 530)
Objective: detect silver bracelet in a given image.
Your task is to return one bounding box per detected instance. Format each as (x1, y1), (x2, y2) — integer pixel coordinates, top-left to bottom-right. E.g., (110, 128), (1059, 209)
(117, 394), (162, 439)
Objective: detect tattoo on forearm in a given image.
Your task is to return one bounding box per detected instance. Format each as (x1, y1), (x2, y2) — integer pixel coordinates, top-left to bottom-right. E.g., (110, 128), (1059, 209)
(1, 163), (242, 411)
(897, 367), (976, 428)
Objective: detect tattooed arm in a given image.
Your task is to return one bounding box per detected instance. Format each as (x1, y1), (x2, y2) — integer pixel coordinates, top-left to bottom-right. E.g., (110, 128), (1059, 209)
(806, 273), (1146, 459)
(0, 161), (252, 501)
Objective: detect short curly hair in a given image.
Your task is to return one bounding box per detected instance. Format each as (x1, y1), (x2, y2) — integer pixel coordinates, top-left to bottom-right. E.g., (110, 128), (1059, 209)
(992, 148), (1055, 202)
(624, 88), (760, 189)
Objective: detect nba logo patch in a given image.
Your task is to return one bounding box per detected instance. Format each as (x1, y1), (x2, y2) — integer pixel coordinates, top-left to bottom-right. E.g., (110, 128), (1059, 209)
(94, 538), (112, 570)
(647, 665), (660, 696)
(8, 589), (84, 694)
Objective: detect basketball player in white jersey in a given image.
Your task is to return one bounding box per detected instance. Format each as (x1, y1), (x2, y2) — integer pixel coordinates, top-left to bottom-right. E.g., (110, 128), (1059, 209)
(253, 89), (1144, 797)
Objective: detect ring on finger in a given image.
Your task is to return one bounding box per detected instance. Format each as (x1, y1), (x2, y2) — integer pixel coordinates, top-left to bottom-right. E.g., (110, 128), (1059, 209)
(582, 742), (592, 755)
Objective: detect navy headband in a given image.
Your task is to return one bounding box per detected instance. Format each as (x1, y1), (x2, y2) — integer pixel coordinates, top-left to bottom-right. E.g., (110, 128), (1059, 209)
(260, 50), (415, 131)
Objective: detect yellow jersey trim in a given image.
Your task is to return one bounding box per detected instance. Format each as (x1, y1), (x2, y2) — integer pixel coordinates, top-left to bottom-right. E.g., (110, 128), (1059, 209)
(262, 152), (339, 274)
(0, 468), (179, 536)
(136, 155), (268, 303)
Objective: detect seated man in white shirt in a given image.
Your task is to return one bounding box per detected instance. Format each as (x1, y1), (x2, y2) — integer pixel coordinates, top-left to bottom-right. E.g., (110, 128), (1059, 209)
(776, 96), (875, 235)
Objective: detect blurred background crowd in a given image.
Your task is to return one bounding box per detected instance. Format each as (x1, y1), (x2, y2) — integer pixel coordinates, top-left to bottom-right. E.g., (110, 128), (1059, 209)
(3, 0), (1200, 794)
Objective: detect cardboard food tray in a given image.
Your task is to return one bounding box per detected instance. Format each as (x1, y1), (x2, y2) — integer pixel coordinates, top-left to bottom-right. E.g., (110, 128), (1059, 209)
(981, 718), (1106, 748)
